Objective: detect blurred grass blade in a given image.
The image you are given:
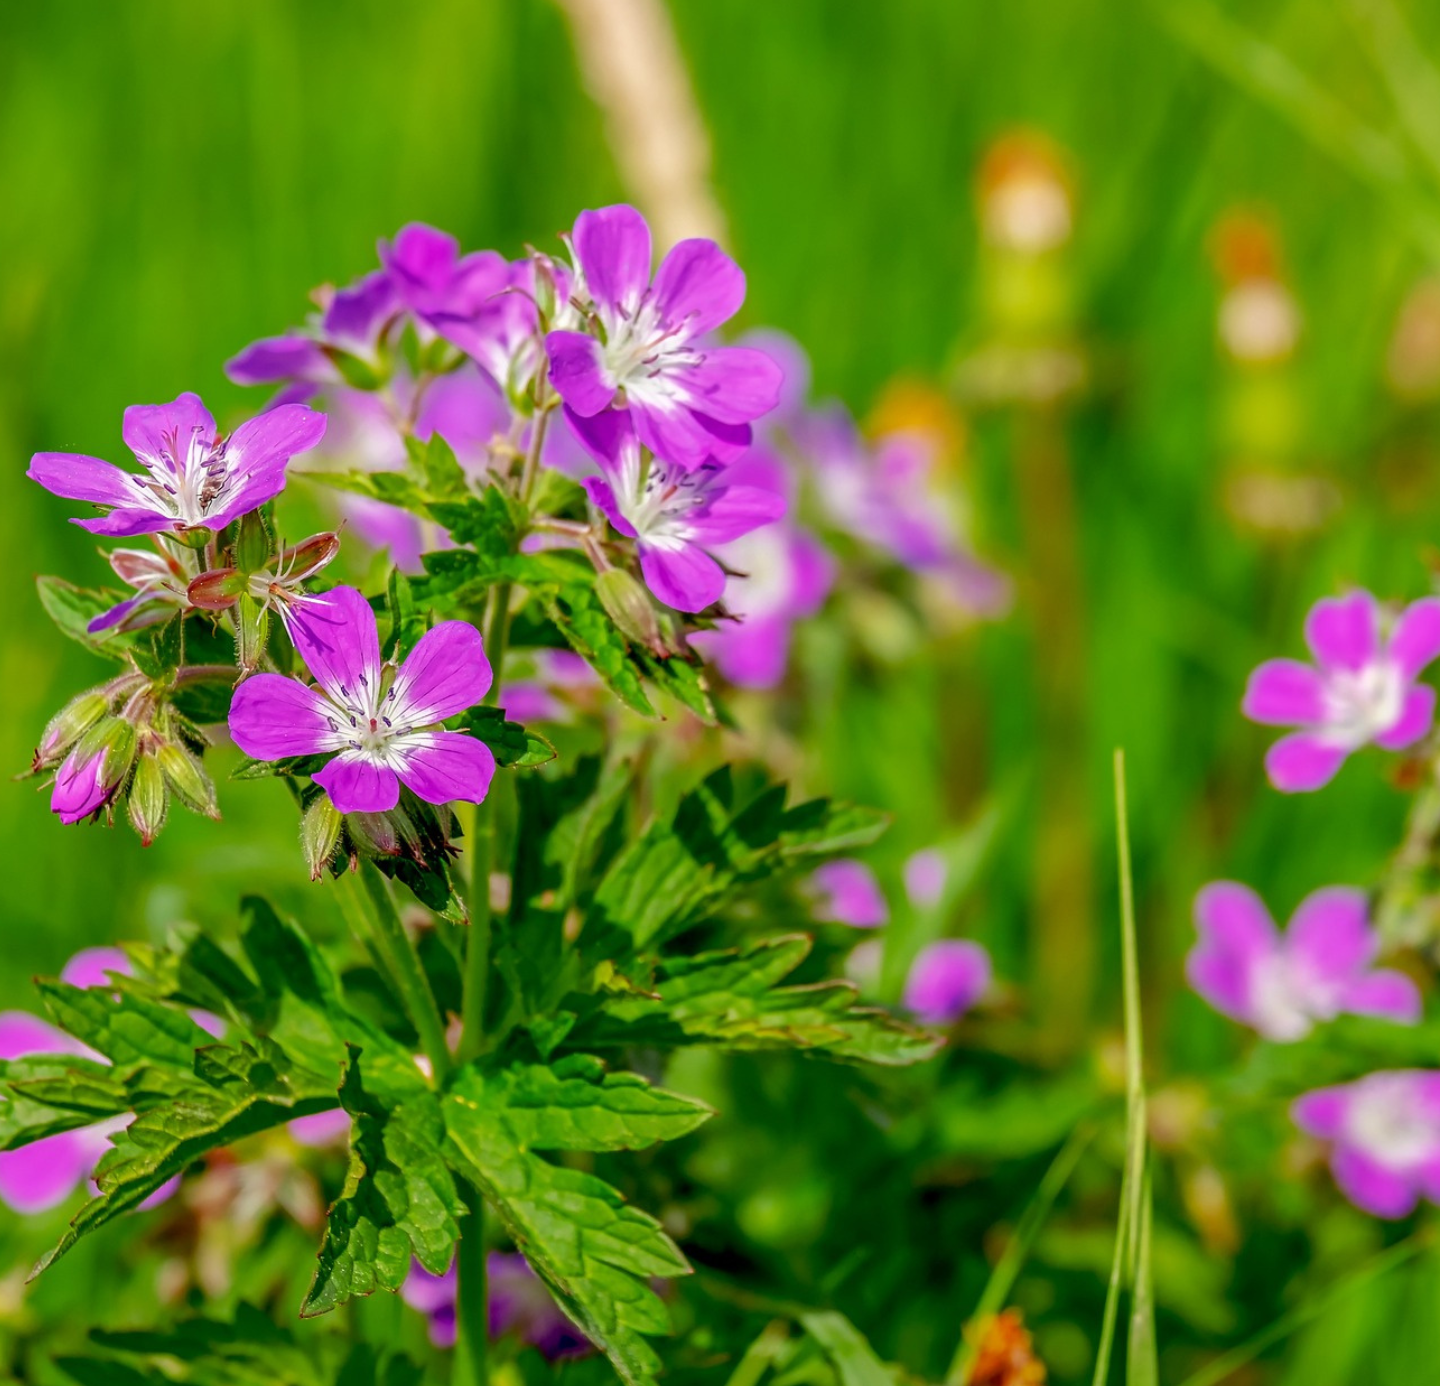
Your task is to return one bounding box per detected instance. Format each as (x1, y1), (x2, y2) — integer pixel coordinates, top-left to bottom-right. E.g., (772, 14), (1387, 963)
(946, 1123), (1094, 1386)
(1177, 1231), (1433, 1386)
(797, 1311), (892, 1386)
(1092, 751), (1157, 1386)
(725, 1319), (791, 1386)
(1346, 0), (1440, 189)
(1157, 0), (1440, 256)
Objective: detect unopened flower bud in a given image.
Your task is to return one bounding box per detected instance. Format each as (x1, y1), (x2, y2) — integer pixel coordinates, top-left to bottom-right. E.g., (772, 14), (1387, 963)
(236, 594), (270, 673)
(596, 568), (666, 654)
(156, 742), (218, 819)
(532, 251), (560, 325)
(281, 532), (341, 585)
(187, 567), (246, 611)
(127, 752), (169, 847)
(52, 717), (138, 826)
(175, 526), (214, 552)
(301, 797), (344, 881)
(348, 810), (402, 858)
(36, 688), (111, 767)
(236, 510), (272, 575)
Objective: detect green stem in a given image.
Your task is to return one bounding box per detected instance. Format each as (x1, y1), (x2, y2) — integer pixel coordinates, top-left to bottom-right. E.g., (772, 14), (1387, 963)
(459, 796), (494, 1064)
(454, 1182), (489, 1386)
(336, 862), (450, 1084)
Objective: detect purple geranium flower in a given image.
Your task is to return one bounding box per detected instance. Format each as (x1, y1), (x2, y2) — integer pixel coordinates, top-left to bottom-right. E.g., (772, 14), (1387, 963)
(227, 586), (495, 814)
(379, 223), (507, 326)
(904, 941), (993, 1025)
(689, 448), (833, 688)
(402, 1253), (589, 1357)
(51, 742), (126, 826)
(904, 850), (948, 909)
(566, 408), (785, 613)
(28, 393), (326, 538)
(88, 546), (190, 634)
(809, 860), (888, 928)
(1187, 882), (1420, 1042)
(546, 204), (783, 467)
(1293, 1071), (1440, 1218)
(1243, 590), (1440, 791)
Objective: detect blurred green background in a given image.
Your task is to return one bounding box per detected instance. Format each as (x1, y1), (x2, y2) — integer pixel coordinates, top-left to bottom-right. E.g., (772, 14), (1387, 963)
(9, 1), (1440, 1379)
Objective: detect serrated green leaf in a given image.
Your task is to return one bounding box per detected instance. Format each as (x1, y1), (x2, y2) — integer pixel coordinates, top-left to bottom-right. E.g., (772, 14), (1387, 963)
(0, 1056), (128, 1150)
(36, 980), (215, 1070)
(406, 432), (468, 501)
(130, 612), (184, 681)
(36, 576), (136, 662)
(428, 484), (524, 553)
(384, 567), (427, 660)
(303, 1050), (463, 1317)
(542, 582), (655, 716)
(574, 935), (942, 1067)
(298, 469), (432, 515)
(443, 1059), (701, 1386)
(451, 705), (554, 769)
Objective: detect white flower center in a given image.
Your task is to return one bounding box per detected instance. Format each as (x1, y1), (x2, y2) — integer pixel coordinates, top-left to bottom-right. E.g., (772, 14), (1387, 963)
(1322, 660), (1405, 749)
(716, 528), (792, 620)
(130, 425), (232, 526)
(1247, 953), (1319, 1041)
(1346, 1078), (1440, 1171)
(600, 300), (703, 394)
(615, 451), (710, 543)
(316, 668), (435, 769)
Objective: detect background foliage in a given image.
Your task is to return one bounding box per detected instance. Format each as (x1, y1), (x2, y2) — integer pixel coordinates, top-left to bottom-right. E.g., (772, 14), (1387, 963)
(7, 1), (1440, 1383)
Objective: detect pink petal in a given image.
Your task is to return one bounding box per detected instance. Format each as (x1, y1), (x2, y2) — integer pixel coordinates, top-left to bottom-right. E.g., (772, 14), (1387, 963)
(651, 238), (746, 335)
(313, 754), (401, 814)
(699, 615), (792, 689)
(0, 1132), (92, 1214)
(563, 405), (636, 476)
(572, 204), (652, 316)
(27, 453), (137, 507)
(287, 586), (382, 706)
(1186, 882), (1276, 1022)
(225, 403), (327, 476)
(0, 1011), (81, 1061)
(1241, 659), (1327, 727)
(1389, 597), (1440, 679)
(1331, 1147), (1419, 1219)
(629, 396), (745, 470)
(639, 541), (726, 613)
(546, 331), (616, 416)
(695, 485), (788, 546)
(580, 476), (635, 538)
(1341, 970), (1423, 1024)
(1304, 591), (1379, 673)
(228, 674), (333, 760)
(1285, 887), (1375, 986)
(903, 941), (992, 1025)
(1375, 684), (1436, 751)
(1264, 732), (1349, 792)
(61, 948), (132, 990)
(288, 1109), (352, 1146)
(810, 860), (888, 928)
(396, 732), (496, 806)
(72, 508), (175, 537)
(1291, 1086), (1350, 1140)
(121, 393), (217, 471)
(393, 622), (492, 722)
(677, 347), (786, 425)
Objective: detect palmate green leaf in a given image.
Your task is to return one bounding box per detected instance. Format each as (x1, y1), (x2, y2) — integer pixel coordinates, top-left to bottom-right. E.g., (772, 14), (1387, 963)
(303, 1050), (463, 1317)
(0, 1055), (128, 1149)
(574, 936), (941, 1067)
(405, 432), (468, 501)
(443, 1058), (709, 1386)
(37, 979), (215, 1069)
(428, 484), (526, 552)
(298, 468), (433, 515)
(587, 768), (889, 958)
(542, 581), (657, 717)
(452, 705), (557, 769)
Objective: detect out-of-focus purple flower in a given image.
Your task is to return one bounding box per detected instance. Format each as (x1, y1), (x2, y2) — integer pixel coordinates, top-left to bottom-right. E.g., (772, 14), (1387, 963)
(288, 1109), (352, 1147)
(501, 651), (599, 725)
(379, 224), (506, 326)
(28, 394), (326, 538)
(547, 204), (783, 467)
(798, 407), (1011, 616)
(88, 546), (191, 635)
(690, 448), (833, 688)
(60, 948), (130, 990)
(1187, 883), (1420, 1042)
(903, 940), (992, 1024)
(809, 860), (889, 928)
(1293, 1071), (1440, 1218)
(566, 408), (785, 613)
(904, 850), (948, 910)
(228, 586), (494, 814)
(51, 740), (127, 826)
(1243, 591), (1440, 792)
(402, 1253), (589, 1356)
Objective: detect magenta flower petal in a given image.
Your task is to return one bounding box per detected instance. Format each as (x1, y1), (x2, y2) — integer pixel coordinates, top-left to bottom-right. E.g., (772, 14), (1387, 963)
(222, 401), (326, 486)
(392, 622), (492, 722)
(1186, 882), (1276, 1023)
(1332, 1147), (1420, 1219)
(121, 393), (217, 470)
(288, 1109), (352, 1146)
(0, 1132), (93, 1214)
(696, 485), (788, 544)
(1305, 592), (1379, 673)
(651, 238), (746, 335)
(572, 204), (652, 315)
(26, 453), (137, 508)
(1292, 1086), (1349, 1139)
(72, 508), (177, 538)
(904, 940), (992, 1025)
(700, 614), (791, 688)
(628, 396), (738, 470)
(287, 587), (382, 705)
(546, 331), (616, 416)
(580, 476), (634, 538)
(323, 270), (398, 349)
(640, 543), (726, 613)
(61, 948), (132, 990)
(1374, 684), (1436, 751)
(1242, 659), (1328, 726)
(228, 675), (334, 760)
(0, 1012), (79, 1061)
(1264, 731), (1349, 792)
(51, 748), (112, 825)
(680, 347), (786, 426)
(313, 754), (401, 814)
(226, 335), (333, 387)
(1286, 887), (1375, 985)
(1388, 597), (1440, 679)
(396, 732), (496, 806)
(1341, 970), (1423, 1024)
(810, 860), (889, 928)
